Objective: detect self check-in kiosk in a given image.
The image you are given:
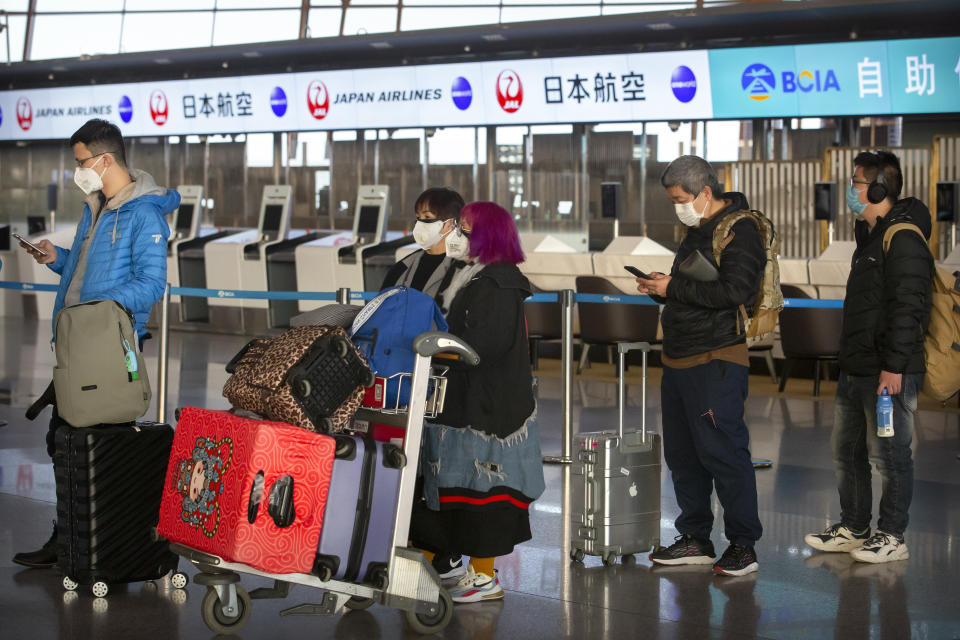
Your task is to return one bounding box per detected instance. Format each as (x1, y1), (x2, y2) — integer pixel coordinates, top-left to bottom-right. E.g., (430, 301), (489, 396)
(265, 227), (346, 328)
(205, 185), (294, 333)
(295, 185), (414, 313)
(164, 186), (207, 322)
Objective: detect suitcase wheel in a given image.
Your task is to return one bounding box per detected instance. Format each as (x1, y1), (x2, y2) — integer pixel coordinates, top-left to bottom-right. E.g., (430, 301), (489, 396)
(62, 576), (79, 591)
(344, 595), (375, 611)
(316, 566), (333, 582)
(601, 553), (617, 567)
(621, 554), (636, 565)
(333, 337), (349, 359)
(404, 587), (453, 635)
(171, 572), (189, 590)
(295, 378), (312, 399)
(201, 585), (252, 634)
(569, 548), (585, 563)
(91, 581), (109, 598)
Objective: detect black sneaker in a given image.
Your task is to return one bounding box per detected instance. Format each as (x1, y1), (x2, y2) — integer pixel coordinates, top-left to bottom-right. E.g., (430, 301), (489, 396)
(713, 544), (759, 577)
(12, 521), (58, 569)
(432, 552), (466, 580)
(649, 534), (716, 566)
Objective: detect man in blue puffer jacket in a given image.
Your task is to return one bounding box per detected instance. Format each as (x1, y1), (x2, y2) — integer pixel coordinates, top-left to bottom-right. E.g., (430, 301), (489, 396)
(13, 118), (180, 568)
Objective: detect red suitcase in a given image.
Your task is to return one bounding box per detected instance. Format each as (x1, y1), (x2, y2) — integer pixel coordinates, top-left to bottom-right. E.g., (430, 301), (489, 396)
(158, 407), (335, 574)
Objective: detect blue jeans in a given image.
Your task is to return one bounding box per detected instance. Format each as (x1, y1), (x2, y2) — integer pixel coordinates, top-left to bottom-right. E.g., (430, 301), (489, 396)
(832, 371), (919, 537)
(661, 360), (763, 547)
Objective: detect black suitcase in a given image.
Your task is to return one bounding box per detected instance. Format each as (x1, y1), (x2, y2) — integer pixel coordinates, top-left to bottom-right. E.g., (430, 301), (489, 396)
(54, 422), (180, 597)
(288, 331), (376, 431)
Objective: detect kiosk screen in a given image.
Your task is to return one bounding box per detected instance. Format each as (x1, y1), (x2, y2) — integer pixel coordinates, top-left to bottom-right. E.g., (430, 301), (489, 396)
(175, 204), (195, 233)
(357, 205), (380, 236)
(262, 204), (284, 237)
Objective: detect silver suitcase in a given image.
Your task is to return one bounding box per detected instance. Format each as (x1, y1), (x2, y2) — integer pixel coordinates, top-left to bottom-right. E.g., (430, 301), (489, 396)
(571, 341), (661, 565)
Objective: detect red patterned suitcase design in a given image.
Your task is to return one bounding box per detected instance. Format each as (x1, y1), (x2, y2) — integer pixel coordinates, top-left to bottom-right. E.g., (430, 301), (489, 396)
(158, 407), (336, 574)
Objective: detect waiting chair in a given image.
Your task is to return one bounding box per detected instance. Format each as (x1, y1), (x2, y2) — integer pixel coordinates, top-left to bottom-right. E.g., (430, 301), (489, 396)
(524, 284), (563, 371)
(575, 276), (659, 374)
(778, 284), (843, 397)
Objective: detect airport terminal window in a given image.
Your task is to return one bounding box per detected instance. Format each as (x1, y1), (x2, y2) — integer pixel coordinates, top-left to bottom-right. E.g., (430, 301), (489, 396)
(400, 8), (501, 31)
(31, 13), (123, 59)
(0, 15), (27, 63)
(120, 12), (215, 53)
(306, 8), (344, 38)
(212, 9), (301, 46)
(341, 7), (398, 35)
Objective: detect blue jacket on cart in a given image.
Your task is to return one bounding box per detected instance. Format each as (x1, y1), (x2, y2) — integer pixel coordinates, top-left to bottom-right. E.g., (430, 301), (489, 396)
(47, 169), (179, 339)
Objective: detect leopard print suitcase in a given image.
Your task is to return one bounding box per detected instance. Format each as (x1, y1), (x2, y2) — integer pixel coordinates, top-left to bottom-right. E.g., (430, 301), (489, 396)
(222, 326), (373, 433)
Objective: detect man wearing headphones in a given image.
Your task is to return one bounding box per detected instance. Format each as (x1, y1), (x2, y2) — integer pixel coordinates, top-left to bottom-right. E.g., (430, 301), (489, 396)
(805, 151), (934, 563)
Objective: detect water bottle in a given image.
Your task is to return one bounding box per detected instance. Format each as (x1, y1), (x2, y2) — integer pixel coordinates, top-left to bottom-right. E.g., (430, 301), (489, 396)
(876, 388), (894, 438)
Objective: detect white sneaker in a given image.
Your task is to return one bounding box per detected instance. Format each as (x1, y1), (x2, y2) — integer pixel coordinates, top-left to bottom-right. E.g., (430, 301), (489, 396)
(449, 566), (504, 603)
(850, 532), (909, 564)
(804, 523), (871, 553)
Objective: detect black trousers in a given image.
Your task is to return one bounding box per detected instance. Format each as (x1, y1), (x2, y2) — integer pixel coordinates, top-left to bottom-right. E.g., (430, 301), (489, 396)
(661, 359), (763, 547)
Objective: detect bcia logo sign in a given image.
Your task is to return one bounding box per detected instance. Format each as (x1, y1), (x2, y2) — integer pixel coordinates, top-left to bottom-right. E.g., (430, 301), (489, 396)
(742, 62), (840, 101)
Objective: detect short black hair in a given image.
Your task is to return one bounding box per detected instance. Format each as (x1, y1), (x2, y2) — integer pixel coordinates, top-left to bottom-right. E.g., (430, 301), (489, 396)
(414, 187), (465, 220)
(69, 119), (127, 168)
(853, 150), (903, 201)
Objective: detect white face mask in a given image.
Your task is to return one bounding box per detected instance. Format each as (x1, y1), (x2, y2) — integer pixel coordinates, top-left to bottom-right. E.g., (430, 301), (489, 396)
(445, 228), (470, 261)
(674, 191), (706, 227)
(412, 219), (450, 250)
(74, 155), (107, 195)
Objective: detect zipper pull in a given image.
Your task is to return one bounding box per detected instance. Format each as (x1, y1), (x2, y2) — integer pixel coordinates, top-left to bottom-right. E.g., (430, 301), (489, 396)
(700, 409), (719, 429)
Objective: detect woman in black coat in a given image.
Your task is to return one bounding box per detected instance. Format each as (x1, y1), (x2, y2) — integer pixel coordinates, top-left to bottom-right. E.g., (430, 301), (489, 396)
(410, 201), (545, 604)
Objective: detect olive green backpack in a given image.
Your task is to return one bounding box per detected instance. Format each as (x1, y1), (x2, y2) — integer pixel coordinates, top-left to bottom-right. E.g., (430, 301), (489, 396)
(52, 300), (152, 427)
(712, 209), (784, 339)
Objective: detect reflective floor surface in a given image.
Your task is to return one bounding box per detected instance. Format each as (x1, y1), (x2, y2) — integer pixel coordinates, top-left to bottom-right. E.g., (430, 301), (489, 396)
(2, 316), (959, 640)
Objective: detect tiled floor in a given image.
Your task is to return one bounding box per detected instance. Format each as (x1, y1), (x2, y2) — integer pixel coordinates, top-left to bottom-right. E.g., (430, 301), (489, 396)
(2, 316), (959, 639)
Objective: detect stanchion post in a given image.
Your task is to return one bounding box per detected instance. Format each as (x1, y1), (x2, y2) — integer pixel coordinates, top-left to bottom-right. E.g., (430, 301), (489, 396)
(544, 289), (574, 465)
(337, 287), (351, 304)
(157, 282), (171, 425)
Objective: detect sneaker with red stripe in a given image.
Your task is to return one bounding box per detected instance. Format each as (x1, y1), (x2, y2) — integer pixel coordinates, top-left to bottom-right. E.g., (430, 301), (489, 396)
(449, 566), (504, 603)
(649, 534), (716, 566)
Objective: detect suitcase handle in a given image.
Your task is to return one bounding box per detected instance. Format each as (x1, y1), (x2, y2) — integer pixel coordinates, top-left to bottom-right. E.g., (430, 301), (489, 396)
(248, 471), (265, 524)
(617, 342), (650, 444)
(267, 475), (296, 528)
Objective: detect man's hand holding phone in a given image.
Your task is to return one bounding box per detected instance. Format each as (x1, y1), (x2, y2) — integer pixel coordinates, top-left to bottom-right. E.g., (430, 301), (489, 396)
(16, 236), (57, 265)
(626, 265), (670, 297)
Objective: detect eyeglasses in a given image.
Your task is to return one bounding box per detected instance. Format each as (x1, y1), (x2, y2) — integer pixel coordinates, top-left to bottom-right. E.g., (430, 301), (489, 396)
(850, 178), (871, 187)
(75, 151), (115, 168)
(455, 222), (471, 237)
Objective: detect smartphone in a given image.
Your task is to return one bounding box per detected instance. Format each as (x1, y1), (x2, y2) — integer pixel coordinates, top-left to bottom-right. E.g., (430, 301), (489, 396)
(623, 265), (651, 280)
(13, 233), (48, 257)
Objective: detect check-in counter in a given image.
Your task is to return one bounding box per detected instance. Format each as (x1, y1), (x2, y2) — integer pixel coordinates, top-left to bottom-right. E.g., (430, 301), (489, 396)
(592, 236), (675, 295)
(809, 240), (855, 299)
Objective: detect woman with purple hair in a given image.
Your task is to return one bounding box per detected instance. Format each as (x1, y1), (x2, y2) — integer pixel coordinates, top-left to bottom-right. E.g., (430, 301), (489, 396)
(411, 201), (545, 604)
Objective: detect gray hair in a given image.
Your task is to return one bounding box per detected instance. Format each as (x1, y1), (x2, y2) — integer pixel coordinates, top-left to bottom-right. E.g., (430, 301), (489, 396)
(660, 155), (723, 197)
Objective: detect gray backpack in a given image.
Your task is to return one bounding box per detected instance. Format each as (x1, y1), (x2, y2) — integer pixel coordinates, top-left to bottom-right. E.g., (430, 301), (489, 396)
(52, 300), (152, 427)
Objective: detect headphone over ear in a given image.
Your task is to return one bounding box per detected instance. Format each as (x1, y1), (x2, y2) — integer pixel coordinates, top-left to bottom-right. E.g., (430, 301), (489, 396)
(866, 151), (896, 205)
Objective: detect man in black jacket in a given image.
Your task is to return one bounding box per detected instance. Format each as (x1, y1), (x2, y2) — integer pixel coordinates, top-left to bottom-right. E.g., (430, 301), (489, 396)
(636, 155), (766, 576)
(805, 151), (933, 564)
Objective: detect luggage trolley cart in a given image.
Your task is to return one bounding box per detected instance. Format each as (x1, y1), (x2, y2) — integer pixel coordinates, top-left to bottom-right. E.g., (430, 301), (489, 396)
(170, 331), (479, 636)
